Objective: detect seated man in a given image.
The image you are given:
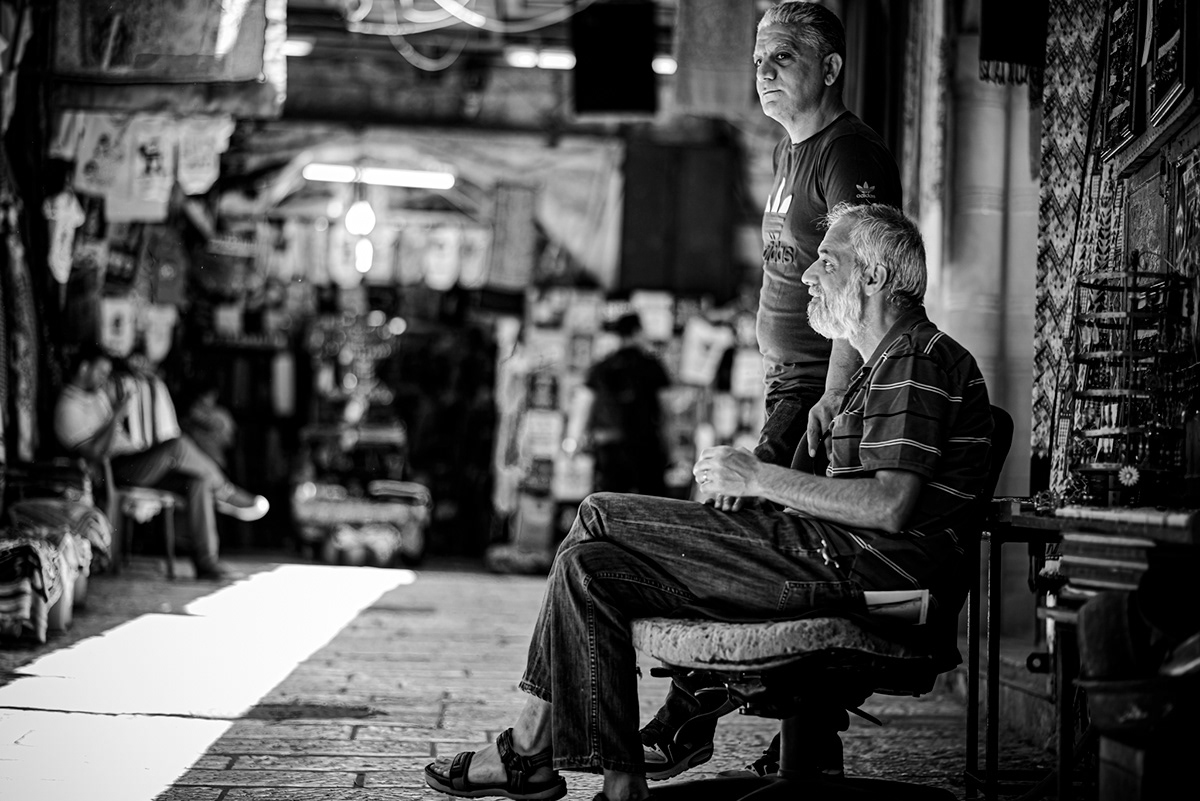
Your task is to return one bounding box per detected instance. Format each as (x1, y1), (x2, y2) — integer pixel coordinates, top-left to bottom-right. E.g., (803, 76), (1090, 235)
(54, 341), (269, 581)
(423, 203), (993, 801)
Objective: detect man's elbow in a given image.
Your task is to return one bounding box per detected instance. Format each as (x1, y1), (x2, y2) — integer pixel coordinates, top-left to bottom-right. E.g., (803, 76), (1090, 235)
(877, 497), (917, 534)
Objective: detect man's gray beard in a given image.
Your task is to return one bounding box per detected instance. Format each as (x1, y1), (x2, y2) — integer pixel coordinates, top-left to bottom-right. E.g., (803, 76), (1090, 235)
(808, 283), (864, 340)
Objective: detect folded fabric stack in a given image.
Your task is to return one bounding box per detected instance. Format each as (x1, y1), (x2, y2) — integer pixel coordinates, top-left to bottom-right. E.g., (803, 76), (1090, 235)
(0, 498), (113, 643)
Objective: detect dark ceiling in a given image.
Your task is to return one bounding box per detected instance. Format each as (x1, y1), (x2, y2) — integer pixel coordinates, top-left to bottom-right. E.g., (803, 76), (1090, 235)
(280, 0), (679, 129)
(285, 0), (677, 67)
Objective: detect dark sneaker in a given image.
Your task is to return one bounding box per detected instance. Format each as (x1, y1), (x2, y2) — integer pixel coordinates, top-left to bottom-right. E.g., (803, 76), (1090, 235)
(641, 689), (739, 781)
(215, 484), (269, 521)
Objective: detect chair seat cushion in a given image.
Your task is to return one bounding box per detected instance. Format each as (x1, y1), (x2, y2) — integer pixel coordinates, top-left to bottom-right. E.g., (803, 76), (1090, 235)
(632, 615), (935, 672)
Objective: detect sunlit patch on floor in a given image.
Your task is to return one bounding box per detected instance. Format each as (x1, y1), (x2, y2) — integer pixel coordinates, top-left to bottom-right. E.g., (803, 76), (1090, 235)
(0, 564), (413, 801)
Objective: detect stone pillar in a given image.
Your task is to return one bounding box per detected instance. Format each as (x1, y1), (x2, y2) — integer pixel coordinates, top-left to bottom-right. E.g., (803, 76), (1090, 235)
(943, 34), (1040, 638)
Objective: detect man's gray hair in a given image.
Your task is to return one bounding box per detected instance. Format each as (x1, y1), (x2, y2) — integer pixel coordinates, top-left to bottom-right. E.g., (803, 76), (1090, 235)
(757, 1), (846, 62)
(824, 203), (927, 311)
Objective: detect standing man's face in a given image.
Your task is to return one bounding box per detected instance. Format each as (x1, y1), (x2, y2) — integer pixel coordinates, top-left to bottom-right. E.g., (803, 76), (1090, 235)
(753, 25), (838, 132)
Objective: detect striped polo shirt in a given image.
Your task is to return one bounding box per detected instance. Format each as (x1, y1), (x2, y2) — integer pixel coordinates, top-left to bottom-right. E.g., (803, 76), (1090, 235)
(816, 308), (993, 590)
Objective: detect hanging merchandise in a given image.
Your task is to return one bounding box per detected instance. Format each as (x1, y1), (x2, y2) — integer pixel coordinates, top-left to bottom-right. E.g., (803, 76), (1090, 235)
(423, 225), (461, 290)
(730, 348), (765, 399)
(104, 114), (176, 222)
(397, 225), (429, 285)
(677, 316), (736, 386)
(63, 111), (177, 222)
(42, 190), (86, 285)
(0, 2), (32, 134)
(99, 296), (137, 356)
(104, 226), (140, 292)
(141, 304), (178, 364)
(2, 202), (38, 462)
(176, 115), (235, 195)
(141, 224), (189, 306)
(73, 112), (131, 198)
(458, 225), (491, 289)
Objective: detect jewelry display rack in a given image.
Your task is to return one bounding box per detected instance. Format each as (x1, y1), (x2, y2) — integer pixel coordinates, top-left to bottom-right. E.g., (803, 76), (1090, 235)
(1066, 251), (1191, 506)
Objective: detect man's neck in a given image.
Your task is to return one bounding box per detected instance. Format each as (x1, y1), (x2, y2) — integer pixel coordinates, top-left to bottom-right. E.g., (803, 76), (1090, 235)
(848, 305), (904, 363)
(785, 98), (847, 144)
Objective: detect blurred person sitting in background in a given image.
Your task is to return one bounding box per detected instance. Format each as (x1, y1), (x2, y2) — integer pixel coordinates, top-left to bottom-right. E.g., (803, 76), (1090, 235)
(54, 341), (268, 581)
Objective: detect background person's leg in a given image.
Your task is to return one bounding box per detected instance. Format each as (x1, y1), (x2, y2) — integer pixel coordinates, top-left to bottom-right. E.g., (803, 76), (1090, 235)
(155, 472), (222, 576)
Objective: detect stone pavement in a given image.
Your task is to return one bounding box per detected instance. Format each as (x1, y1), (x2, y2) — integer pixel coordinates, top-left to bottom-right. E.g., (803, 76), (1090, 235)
(1, 555), (1052, 801)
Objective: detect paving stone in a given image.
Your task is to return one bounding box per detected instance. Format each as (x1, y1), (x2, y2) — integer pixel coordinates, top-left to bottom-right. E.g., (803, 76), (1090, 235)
(209, 740), (433, 757)
(153, 788), (224, 800)
(175, 768), (361, 787)
(231, 754), (429, 771)
(5, 559), (1054, 800)
(222, 791), (416, 801)
(219, 721), (355, 740)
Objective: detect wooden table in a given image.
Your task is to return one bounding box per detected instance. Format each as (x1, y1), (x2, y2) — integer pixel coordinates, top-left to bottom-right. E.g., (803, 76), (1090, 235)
(963, 502), (1199, 800)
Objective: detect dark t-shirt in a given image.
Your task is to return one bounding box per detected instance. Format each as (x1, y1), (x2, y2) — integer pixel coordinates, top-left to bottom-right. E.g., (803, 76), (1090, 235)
(757, 111), (902, 397)
(585, 346), (669, 458)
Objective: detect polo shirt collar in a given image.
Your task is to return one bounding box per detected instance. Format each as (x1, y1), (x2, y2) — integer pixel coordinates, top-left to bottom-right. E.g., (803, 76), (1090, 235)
(861, 307), (931, 370)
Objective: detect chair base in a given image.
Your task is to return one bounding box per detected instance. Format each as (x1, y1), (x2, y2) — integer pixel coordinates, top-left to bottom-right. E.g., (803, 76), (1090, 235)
(647, 774), (956, 801)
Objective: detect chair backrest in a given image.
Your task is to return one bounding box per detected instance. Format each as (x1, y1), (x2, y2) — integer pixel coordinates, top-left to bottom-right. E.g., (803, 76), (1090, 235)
(981, 405), (1014, 512)
(921, 404), (1013, 651)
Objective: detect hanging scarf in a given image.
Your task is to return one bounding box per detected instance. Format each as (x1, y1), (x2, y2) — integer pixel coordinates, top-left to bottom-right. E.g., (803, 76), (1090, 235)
(979, 0), (1050, 92)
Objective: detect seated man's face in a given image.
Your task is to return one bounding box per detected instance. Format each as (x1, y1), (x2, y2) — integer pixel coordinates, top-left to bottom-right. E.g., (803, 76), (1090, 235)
(806, 218), (865, 341)
(83, 357), (113, 391)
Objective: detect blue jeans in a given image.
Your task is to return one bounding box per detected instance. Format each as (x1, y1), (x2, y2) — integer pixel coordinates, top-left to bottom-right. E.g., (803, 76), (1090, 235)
(518, 491), (866, 774)
(110, 436), (228, 567)
(754, 388), (824, 471)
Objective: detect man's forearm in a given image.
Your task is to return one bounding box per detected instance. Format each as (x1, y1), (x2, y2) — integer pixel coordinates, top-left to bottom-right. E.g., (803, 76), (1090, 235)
(751, 463), (917, 533)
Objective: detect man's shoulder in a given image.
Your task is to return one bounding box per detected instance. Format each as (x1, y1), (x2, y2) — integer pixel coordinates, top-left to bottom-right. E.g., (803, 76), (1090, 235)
(56, 383), (91, 410)
(819, 113), (890, 150)
(881, 315), (979, 374)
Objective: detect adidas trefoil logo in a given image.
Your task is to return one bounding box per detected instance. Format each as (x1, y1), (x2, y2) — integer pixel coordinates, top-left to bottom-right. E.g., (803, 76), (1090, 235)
(856, 182), (876, 200)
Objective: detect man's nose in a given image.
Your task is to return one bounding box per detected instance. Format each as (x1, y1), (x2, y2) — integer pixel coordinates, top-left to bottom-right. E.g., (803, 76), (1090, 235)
(802, 260), (820, 286)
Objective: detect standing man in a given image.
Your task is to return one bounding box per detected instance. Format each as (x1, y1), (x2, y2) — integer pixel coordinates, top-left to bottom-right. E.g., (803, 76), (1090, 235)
(54, 341), (268, 581)
(641, 0), (904, 779)
(567, 312), (671, 497)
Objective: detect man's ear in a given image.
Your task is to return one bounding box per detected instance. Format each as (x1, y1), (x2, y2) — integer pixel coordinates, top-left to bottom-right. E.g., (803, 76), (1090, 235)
(862, 263), (889, 296)
(823, 53), (843, 86)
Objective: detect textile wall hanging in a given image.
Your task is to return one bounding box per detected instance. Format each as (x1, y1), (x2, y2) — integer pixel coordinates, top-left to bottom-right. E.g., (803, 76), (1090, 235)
(0, 191), (6, 481)
(1034, 0), (1126, 474)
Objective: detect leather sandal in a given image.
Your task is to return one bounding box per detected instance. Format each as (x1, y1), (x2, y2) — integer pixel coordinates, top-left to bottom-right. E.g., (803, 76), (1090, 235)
(641, 688), (739, 781)
(424, 728), (567, 800)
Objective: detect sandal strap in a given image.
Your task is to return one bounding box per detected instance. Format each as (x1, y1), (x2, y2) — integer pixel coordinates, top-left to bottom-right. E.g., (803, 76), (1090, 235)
(448, 750), (474, 790)
(496, 728), (553, 791)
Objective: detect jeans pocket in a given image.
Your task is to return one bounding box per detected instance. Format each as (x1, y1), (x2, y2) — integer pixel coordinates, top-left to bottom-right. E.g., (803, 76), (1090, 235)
(777, 579), (863, 615)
